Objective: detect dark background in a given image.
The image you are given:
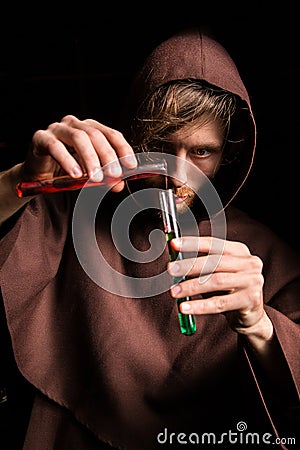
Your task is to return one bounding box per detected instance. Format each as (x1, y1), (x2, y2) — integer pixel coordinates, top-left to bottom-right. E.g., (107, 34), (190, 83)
(1, 5), (300, 250)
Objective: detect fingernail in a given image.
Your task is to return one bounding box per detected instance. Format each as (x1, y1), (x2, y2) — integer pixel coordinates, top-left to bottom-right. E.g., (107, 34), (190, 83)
(181, 302), (191, 312)
(171, 285), (181, 296)
(72, 166), (83, 177)
(172, 238), (182, 248)
(109, 162), (122, 176)
(123, 154), (137, 167)
(169, 263), (180, 275)
(91, 168), (103, 181)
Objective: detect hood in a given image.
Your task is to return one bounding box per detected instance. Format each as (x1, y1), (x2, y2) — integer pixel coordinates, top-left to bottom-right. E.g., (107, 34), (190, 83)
(124, 27), (256, 210)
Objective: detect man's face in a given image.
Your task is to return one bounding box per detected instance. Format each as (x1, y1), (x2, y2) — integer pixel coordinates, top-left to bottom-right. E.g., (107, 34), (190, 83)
(128, 118), (225, 214)
(143, 117), (226, 215)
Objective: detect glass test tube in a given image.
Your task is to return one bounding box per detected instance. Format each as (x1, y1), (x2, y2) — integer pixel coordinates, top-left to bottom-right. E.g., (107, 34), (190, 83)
(16, 160), (168, 197)
(159, 189), (197, 336)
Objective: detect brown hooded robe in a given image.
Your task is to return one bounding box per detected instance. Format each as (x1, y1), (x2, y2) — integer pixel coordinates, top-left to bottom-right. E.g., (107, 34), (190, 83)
(0, 28), (300, 450)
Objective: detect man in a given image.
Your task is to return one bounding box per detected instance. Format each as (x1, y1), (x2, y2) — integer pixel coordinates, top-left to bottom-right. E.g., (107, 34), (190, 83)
(0, 27), (299, 449)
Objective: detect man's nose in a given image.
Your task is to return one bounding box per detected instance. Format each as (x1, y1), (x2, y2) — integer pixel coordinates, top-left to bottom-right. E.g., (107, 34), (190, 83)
(168, 156), (188, 188)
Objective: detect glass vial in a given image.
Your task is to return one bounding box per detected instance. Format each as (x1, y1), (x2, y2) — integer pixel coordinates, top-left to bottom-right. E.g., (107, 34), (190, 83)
(159, 189), (197, 336)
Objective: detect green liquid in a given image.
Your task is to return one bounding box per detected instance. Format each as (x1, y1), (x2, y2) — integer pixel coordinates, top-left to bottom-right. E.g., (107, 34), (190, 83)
(166, 231), (197, 336)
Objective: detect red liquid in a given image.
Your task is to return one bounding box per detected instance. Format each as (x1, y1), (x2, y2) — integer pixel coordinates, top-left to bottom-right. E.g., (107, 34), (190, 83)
(16, 162), (167, 197)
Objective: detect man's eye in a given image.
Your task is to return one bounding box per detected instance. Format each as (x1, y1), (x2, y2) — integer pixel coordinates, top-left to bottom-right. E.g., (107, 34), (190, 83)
(191, 148), (210, 157)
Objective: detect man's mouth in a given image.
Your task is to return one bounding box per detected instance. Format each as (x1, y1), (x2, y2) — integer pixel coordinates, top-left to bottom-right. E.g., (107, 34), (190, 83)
(173, 187), (194, 203)
(175, 194), (189, 204)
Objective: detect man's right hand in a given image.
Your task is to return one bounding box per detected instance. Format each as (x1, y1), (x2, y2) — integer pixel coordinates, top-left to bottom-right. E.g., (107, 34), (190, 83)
(23, 115), (138, 192)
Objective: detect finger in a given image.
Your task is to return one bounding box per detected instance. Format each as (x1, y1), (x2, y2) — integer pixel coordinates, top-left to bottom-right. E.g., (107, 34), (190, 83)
(83, 119), (138, 169)
(62, 116), (137, 176)
(48, 120), (106, 179)
(168, 254), (222, 277)
(170, 272), (251, 299)
(178, 290), (252, 315)
(171, 236), (251, 256)
(32, 129), (84, 178)
(168, 253), (260, 278)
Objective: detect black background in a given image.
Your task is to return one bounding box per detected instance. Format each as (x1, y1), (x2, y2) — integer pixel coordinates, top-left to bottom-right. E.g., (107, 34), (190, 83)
(1, 4), (300, 250)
